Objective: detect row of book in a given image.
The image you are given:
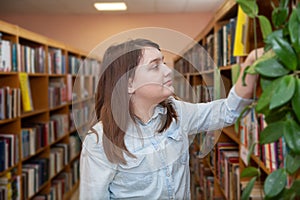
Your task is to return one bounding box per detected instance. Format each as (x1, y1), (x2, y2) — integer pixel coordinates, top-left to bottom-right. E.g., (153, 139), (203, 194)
(48, 78), (67, 109)
(0, 32), (100, 75)
(72, 75), (95, 102)
(32, 159), (79, 200)
(0, 169), (21, 200)
(49, 144), (70, 178)
(0, 73), (95, 116)
(69, 55), (100, 76)
(174, 16), (239, 76)
(21, 114), (69, 160)
(70, 100), (94, 129)
(189, 149), (219, 200)
(0, 134), (19, 172)
(48, 48), (65, 75)
(193, 84), (214, 103)
(174, 77), (214, 103)
(216, 18), (237, 67)
(22, 158), (49, 199)
(21, 158), (80, 200)
(174, 42), (215, 75)
(0, 86), (21, 120)
(0, 142), (80, 199)
(215, 142), (239, 200)
(0, 35), (46, 73)
(240, 111), (287, 173)
(69, 134), (82, 160)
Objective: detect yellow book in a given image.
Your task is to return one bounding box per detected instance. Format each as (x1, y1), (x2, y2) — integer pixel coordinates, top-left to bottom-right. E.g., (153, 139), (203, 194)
(18, 72), (33, 112)
(233, 6), (250, 56)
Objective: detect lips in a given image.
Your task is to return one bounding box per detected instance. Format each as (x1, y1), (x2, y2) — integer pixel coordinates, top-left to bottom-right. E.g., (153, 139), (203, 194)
(163, 80), (172, 86)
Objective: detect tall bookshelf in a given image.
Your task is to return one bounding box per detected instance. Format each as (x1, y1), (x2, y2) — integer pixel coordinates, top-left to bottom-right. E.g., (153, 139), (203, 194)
(0, 19), (100, 199)
(174, 0), (274, 199)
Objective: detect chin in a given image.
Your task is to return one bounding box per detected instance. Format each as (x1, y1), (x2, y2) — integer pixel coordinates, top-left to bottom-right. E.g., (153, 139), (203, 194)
(162, 86), (174, 98)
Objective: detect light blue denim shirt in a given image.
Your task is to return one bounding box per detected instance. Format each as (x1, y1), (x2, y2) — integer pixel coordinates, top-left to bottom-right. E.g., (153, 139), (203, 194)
(79, 86), (253, 200)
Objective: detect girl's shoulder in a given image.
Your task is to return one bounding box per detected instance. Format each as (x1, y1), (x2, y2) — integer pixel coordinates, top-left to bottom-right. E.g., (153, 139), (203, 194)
(82, 122), (104, 149)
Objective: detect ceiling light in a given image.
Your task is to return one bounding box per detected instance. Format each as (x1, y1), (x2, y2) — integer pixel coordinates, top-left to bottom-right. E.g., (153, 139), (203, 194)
(94, 2), (127, 11)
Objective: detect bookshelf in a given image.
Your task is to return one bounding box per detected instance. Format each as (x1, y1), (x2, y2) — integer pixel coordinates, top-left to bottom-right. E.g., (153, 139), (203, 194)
(0, 19), (100, 199)
(174, 0), (275, 199)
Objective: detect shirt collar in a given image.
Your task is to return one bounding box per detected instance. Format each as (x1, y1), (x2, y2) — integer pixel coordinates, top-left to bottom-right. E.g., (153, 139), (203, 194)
(135, 104), (167, 126)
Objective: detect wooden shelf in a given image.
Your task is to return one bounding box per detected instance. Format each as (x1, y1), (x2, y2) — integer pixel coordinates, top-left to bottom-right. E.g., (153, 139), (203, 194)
(0, 19), (99, 200)
(63, 181), (79, 200)
(21, 109), (48, 118)
(222, 125), (239, 144)
(219, 65), (232, 71)
(0, 117), (18, 125)
(251, 154), (270, 175)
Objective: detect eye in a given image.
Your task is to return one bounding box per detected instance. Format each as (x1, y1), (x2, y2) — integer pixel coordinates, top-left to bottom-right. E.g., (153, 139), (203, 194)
(151, 63), (160, 70)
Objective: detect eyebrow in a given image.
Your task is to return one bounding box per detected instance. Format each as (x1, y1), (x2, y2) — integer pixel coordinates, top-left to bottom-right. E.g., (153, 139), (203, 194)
(149, 56), (164, 64)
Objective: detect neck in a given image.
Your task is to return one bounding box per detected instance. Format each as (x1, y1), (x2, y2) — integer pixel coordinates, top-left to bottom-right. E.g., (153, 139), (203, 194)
(131, 97), (158, 124)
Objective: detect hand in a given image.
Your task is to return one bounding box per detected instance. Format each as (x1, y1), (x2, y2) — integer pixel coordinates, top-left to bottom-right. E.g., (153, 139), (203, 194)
(235, 48), (264, 98)
(243, 48), (265, 67)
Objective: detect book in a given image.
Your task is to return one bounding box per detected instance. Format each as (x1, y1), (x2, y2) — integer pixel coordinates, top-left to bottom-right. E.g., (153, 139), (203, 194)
(18, 72), (33, 112)
(233, 5), (250, 56)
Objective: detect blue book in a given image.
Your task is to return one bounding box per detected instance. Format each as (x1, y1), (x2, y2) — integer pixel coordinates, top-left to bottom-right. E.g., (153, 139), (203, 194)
(0, 140), (6, 172)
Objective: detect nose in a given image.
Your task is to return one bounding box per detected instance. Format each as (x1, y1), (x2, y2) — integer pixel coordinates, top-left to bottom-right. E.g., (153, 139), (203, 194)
(162, 63), (172, 76)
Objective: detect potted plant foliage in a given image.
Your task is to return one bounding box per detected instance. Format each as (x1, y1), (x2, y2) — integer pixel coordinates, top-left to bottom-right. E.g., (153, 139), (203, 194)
(235, 0), (300, 199)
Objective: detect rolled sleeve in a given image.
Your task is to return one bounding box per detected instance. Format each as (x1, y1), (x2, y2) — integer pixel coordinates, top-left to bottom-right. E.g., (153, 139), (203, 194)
(226, 85), (254, 116)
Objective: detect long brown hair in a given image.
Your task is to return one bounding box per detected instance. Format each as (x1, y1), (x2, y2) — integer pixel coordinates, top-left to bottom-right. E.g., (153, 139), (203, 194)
(93, 39), (178, 164)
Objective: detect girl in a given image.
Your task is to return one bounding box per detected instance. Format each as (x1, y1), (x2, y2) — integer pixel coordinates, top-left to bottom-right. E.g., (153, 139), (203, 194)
(80, 38), (262, 199)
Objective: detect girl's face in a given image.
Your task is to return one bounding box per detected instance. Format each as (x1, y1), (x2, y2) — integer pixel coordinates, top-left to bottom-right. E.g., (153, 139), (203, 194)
(129, 46), (174, 103)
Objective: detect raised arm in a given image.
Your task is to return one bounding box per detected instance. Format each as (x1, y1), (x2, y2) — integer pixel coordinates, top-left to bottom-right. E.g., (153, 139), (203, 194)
(235, 48), (264, 98)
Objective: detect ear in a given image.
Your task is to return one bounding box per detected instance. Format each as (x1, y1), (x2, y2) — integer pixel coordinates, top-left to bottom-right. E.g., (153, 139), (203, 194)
(128, 77), (135, 94)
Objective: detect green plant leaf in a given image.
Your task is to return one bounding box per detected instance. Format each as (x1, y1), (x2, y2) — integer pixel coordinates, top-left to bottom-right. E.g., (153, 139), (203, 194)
(260, 77), (273, 91)
(272, 7), (289, 27)
(264, 168), (287, 197)
(296, 3), (300, 21)
(265, 29), (283, 47)
(279, 0), (289, 8)
(258, 15), (273, 39)
(286, 152), (300, 174)
(247, 141), (256, 164)
(241, 177), (257, 200)
(259, 121), (285, 144)
(270, 75), (295, 110)
(290, 179), (300, 195)
(289, 8), (300, 53)
(255, 58), (290, 78)
(235, 105), (252, 133)
(242, 65), (251, 86)
(284, 119), (300, 154)
(264, 107), (290, 123)
(245, 64), (257, 75)
(292, 78), (300, 122)
(272, 37), (298, 71)
(282, 188), (296, 200)
(236, 0), (258, 18)
(241, 166), (260, 178)
(251, 49), (275, 66)
(256, 77), (282, 113)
